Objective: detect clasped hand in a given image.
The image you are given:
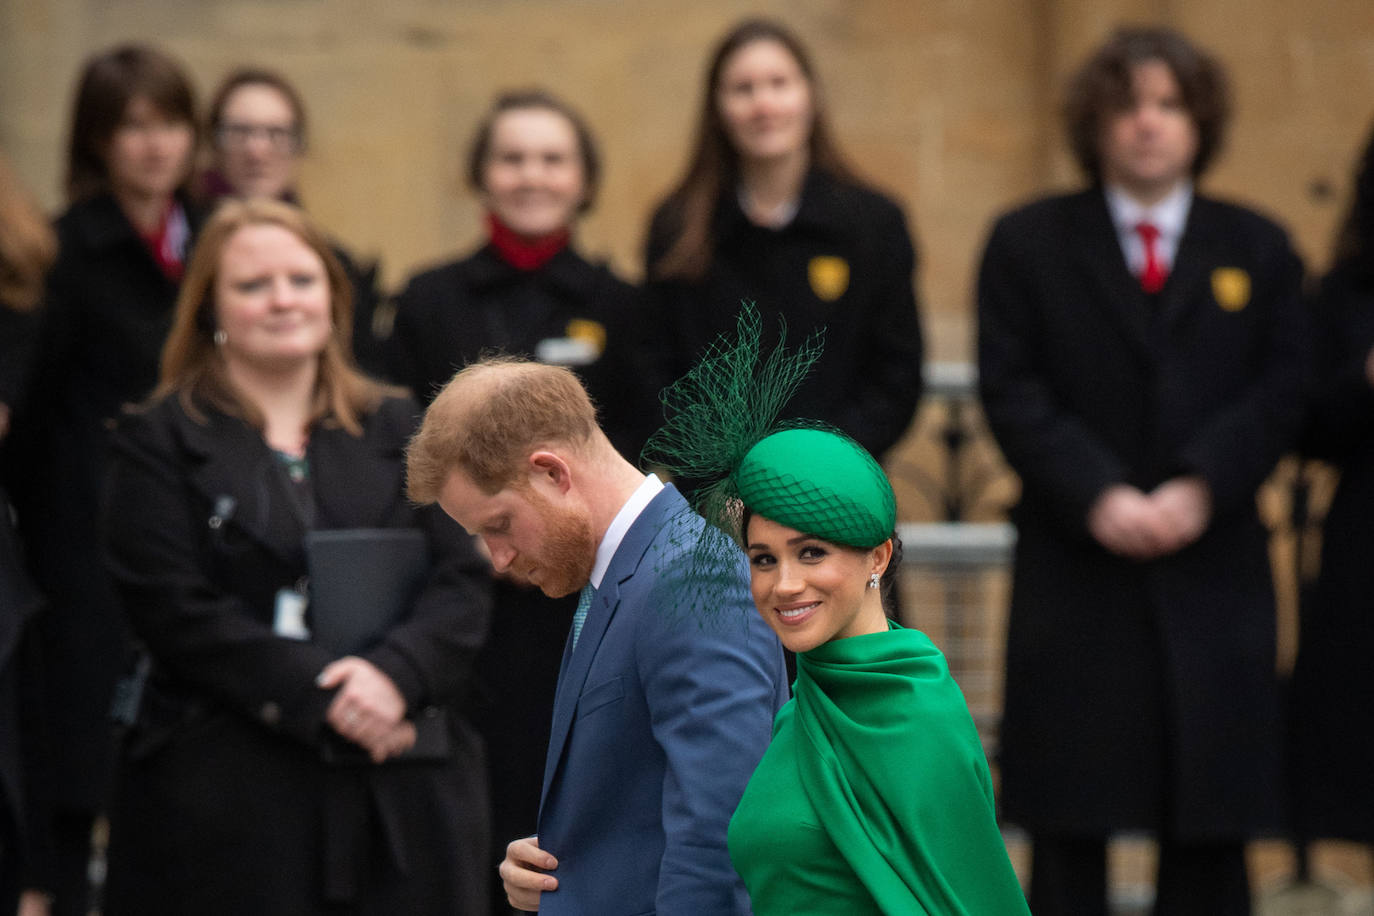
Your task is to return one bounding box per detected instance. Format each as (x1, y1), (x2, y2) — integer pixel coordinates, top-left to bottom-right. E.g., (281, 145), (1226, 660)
(317, 655), (415, 763)
(1087, 476), (1212, 560)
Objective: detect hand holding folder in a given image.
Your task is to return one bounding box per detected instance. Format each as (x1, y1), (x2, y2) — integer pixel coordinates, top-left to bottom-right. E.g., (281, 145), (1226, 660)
(306, 528), (449, 762)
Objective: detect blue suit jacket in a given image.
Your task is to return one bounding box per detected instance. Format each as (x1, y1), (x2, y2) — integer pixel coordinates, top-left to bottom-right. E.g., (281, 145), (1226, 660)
(535, 484), (787, 915)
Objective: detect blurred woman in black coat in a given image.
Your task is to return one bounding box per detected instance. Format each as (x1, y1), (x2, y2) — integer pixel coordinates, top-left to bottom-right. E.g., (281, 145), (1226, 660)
(388, 90), (653, 915)
(389, 88), (651, 457)
(643, 18), (924, 463)
(101, 199), (491, 915)
(0, 150), (58, 916)
(4, 45), (199, 916)
(1289, 123), (1374, 847)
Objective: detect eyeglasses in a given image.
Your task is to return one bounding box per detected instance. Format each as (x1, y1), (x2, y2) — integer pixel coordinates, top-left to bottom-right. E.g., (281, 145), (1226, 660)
(216, 122), (300, 153)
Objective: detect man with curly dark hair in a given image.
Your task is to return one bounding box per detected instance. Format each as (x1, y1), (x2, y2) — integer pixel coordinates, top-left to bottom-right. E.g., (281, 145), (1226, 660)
(977, 25), (1307, 916)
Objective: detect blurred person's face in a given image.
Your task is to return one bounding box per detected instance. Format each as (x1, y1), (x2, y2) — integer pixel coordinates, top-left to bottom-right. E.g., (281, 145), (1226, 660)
(744, 515), (888, 654)
(1099, 59), (1199, 204)
(215, 84), (301, 200)
(480, 108), (586, 240)
(105, 95), (194, 201)
(213, 223), (333, 372)
(438, 462), (595, 599)
(716, 39), (814, 167)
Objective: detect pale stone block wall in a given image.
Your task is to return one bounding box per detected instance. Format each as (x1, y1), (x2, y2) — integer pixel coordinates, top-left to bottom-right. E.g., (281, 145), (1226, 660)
(2, 0), (1372, 519)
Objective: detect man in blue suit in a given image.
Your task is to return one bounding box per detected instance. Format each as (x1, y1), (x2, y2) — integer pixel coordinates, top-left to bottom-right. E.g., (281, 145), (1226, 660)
(407, 357), (788, 915)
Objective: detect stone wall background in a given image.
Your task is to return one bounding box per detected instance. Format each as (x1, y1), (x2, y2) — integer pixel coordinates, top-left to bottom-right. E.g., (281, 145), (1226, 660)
(3, 0), (1373, 521)
(6, 1), (1373, 351)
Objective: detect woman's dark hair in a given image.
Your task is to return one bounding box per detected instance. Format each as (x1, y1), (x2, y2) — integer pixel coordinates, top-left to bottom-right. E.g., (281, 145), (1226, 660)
(207, 67), (308, 152)
(65, 43), (198, 204)
(466, 89), (601, 215)
(649, 18), (859, 282)
(879, 532), (903, 610)
(1332, 122), (1374, 275)
(1063, 26), (1230, 183)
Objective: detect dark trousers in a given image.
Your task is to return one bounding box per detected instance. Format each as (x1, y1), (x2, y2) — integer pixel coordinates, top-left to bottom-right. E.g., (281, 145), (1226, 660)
(1030, 834), (1250, 916)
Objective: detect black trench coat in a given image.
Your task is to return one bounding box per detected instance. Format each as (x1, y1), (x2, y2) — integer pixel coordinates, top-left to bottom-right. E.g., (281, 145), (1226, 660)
(5, 193), (198, 814)
(1289, 258), (1374, 843)
(977, 188), (1306, 838)
(101, 394), (492, 915)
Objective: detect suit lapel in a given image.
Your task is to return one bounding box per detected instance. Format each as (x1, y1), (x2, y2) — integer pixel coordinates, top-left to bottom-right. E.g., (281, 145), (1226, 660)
(1069, 190), (1152, 360)
(538, 486), (686, 814)
(1155, 196), (1218, 335)
(175, 405), (305, 563)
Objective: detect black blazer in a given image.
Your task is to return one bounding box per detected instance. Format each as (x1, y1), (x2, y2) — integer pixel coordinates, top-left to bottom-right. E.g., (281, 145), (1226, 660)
(977, 187), (1307, 837)
(100, 393), (493, 915)
(644, 170), (925, 461)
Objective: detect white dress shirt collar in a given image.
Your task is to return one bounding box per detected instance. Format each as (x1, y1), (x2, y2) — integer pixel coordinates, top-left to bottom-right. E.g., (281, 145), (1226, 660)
(589, 474), (665, 590)
(1104, 180), (1193, 274)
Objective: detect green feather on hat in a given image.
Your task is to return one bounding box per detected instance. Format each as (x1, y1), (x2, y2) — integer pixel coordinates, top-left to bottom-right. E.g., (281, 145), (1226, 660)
(643, 302), (895, 552)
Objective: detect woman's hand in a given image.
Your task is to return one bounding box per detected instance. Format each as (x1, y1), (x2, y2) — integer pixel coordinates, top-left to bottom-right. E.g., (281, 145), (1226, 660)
(17, 889), (52, 916)
(367, 720), (418, 763)
(317, 656), (410, 760)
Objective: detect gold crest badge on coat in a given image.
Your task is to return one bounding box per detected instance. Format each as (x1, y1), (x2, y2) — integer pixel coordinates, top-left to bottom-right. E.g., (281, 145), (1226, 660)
(566, 318), (607, 356)
(808, 256), (849, 302)
(1211, 267), (1250, 312)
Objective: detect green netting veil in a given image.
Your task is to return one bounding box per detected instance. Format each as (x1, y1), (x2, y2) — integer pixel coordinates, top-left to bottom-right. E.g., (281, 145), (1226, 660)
(642, 302), (895, 558)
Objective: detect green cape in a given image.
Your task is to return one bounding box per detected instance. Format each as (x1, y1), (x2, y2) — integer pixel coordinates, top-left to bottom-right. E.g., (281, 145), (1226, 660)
(792, 625), (1028, 914)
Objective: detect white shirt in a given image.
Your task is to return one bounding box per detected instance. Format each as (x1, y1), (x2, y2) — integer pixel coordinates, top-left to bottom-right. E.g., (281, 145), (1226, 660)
(1104, 181), (1193, 278)
(589, 474), (665, 590)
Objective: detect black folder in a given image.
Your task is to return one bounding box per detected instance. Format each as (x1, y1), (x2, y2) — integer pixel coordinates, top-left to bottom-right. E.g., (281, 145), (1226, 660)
(306, 527), (449, 762)
(305, 527), (429, 655)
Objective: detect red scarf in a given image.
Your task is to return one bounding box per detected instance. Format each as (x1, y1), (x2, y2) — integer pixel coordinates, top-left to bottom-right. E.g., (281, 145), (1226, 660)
(486, 212), (570, 271)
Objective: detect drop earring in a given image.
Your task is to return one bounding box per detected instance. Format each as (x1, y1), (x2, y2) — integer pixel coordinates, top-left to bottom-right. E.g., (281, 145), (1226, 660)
(868, 573), (881, 589)
(213, 329), (227, 346)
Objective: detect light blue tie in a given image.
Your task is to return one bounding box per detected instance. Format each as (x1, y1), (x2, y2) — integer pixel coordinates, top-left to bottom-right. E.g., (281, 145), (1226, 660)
(571, 583), (594, 649)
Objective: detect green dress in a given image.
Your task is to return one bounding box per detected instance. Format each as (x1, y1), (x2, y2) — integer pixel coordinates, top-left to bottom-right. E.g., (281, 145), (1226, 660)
(728, 623), (1030, 914)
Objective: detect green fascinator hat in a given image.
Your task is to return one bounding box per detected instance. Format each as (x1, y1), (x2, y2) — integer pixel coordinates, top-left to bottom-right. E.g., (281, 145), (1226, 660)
(643, 302), (895, 552)
(737, 428), (895, 549)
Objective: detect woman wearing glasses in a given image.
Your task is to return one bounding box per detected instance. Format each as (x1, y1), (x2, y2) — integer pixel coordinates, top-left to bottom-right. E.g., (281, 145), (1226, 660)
(201, 69), (385, 372)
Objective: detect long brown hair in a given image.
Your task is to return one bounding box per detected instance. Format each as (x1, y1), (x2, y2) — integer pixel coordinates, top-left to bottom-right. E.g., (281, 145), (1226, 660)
(650, 19), (859, 282)
(156, 198), (384, 434)
(65, 43), (198, 204)
(0, 152), (57, 313)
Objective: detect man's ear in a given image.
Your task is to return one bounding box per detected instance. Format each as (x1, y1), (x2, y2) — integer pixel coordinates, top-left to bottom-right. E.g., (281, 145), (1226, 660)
(527, 451), (573, 496)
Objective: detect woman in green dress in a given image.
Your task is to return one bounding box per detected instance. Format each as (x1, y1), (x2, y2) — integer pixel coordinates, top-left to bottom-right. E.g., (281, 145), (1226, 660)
(645, 309), (1029, 914)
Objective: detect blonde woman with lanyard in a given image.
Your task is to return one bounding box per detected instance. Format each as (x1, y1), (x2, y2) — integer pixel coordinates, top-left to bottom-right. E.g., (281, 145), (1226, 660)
(644, 307), (1028, 914)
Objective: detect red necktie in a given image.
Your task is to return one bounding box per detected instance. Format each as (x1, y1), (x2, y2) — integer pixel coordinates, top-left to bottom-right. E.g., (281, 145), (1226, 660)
(1135, 222), (1167, 294)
